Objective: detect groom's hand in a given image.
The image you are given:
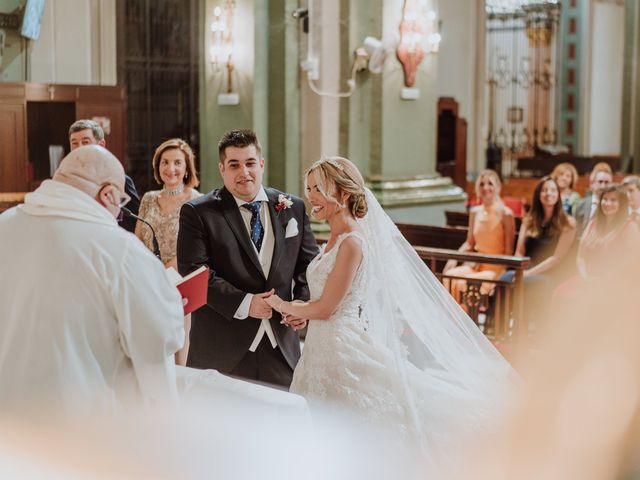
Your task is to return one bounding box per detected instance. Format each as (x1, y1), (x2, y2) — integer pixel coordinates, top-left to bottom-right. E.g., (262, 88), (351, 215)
(249, 290), (275, 319)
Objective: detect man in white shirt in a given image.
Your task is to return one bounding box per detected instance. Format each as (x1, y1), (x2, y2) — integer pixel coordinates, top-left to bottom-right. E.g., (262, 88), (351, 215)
(177, 130), (318, 387)
(623, 175), (640, 216)
(0, 145), (185, 415)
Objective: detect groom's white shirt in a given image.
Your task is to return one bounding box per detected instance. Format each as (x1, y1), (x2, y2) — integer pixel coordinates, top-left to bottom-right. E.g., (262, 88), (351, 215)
(232, 188), (278, 352)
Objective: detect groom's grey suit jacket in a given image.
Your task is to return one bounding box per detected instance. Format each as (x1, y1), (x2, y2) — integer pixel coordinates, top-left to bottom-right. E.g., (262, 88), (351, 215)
(177, 186), (318, 373)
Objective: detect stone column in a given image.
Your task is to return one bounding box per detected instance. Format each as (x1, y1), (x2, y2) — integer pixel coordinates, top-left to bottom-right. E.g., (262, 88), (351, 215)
(343, 0), (465, 225)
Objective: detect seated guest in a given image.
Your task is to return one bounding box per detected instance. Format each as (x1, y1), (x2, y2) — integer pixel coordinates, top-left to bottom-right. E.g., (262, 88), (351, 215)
(0, 145), (185, 415)
(553, 185), (640, 311)
(444, 169), (515, 304)
(514, 176), (576, 326)
(576, 185), (639, 279)
(69, 119), (141, 232)
(135, 138), (202, 365)
(551, 162), (581, 215)
(623, 175), (640, 217)
(573, 162), (612, 237)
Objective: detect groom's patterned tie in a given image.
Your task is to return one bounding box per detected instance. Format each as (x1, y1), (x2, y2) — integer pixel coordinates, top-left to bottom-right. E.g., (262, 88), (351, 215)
(242, 201), (264, 252)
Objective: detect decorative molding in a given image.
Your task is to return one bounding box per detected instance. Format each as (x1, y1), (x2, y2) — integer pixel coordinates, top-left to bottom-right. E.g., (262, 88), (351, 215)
(367, 175), (467, 207)
(594, 0), (624, 5)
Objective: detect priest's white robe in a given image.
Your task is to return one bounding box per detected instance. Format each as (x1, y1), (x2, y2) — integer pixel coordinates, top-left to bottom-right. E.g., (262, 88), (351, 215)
(0, 180), (185, 415)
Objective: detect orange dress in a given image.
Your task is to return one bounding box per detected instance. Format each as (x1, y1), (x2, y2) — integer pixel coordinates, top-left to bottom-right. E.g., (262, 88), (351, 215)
(446, 205), (509, 301)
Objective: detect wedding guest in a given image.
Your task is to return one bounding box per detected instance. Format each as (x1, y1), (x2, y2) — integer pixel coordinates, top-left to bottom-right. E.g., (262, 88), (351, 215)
(69, 119), (140, 232)
(135, 139), (201, 366)
(135, 139), (202, 270)
(622, 175), (640, 216)
(0, 145), (184, 415)
(572, 162), (613, 237)
(514, 176), (576, 326)
(443, 169), (515, 305)
(576, 185), (638, 279)
(553, 185), (640, 309)
(550, 162), (581, 215)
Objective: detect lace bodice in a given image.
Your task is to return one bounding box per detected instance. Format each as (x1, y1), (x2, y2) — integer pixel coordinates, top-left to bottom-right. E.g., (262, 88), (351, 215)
(138, 189), (201, 264)
(306, 231), (368, 333)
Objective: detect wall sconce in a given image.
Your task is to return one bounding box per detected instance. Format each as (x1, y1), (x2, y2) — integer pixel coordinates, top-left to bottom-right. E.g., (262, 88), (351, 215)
(396, 0), (441, 97)
(210, 0), (239, 105)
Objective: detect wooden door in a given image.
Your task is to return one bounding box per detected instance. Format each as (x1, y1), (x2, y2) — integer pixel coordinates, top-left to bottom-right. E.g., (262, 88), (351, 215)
(76, 86), (127, 164)
(0, 102), (28, 191)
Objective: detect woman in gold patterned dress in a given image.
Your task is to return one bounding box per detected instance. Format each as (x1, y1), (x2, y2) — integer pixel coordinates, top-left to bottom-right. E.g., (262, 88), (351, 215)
(135, 138), (201, 364)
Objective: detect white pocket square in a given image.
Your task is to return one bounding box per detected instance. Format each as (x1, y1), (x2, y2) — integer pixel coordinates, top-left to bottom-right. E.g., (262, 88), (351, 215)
(285, 218), (299, 238)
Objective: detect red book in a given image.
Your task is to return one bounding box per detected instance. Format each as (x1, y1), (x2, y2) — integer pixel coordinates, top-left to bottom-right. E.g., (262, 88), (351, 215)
(176, 266), (209, 315)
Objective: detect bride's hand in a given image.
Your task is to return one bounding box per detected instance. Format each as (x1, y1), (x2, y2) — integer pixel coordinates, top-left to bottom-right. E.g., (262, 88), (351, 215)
(286, 315), (308, 331)
(264, 294), (283, 310)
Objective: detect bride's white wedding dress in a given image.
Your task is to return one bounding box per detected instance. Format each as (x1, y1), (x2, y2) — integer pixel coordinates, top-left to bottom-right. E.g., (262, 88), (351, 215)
(291, 191), (518, 463)
(292, 232), (407, 425)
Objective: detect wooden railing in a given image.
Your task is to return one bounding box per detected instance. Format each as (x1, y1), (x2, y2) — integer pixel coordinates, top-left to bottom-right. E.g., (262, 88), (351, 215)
(413, 247), (529, 344)
(315, 224), (530, 348)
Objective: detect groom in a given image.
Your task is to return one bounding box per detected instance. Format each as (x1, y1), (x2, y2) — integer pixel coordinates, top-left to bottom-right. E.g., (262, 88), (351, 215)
(177, 129), (318, 388)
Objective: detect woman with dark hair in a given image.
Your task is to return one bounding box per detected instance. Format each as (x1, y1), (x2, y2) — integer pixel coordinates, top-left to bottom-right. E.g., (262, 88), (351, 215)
(576, 184), (638, 279)
(135, 138), (202, 365)
(135, 138), (201, 270)
(514, 177), (576, 326)
(552, 185), (640, 315)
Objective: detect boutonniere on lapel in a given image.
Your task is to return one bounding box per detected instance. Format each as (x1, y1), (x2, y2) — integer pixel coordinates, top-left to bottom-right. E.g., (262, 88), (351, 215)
(274, 194), (293, 215)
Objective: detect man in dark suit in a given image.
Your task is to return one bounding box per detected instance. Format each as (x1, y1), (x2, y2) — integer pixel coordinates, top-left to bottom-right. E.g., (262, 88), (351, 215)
(573, 167), (612, 237)
(69, 119), (140, 232)
(177, 129), (318, 388)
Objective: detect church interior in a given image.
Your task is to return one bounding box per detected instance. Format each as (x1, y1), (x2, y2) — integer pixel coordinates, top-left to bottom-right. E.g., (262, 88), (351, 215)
(1, 0), (640, 478)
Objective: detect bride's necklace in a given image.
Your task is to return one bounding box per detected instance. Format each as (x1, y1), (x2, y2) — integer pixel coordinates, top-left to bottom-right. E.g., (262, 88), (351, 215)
(162, 184), (184, 197)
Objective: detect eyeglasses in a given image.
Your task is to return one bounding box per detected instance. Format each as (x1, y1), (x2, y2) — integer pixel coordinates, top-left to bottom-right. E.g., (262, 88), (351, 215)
(100, 183), (131, 208)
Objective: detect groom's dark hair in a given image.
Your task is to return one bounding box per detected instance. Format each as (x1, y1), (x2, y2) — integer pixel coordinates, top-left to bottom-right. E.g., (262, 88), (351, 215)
(218, 129), (263, 163)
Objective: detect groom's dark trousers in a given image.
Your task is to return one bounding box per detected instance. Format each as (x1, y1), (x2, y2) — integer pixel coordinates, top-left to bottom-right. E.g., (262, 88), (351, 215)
(177, 187), (318, 388)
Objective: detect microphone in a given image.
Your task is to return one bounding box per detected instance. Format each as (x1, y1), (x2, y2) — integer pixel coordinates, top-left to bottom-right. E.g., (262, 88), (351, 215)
(121, 206), (162, 261)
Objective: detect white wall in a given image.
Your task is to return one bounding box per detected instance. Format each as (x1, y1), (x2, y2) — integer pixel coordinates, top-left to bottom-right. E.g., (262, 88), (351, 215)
(30, 0), (116, 85)
(587, 0), (625, 155)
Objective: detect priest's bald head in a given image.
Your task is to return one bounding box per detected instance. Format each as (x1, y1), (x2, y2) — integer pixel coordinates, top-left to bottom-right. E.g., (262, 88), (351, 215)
(53, 145), (130, 218)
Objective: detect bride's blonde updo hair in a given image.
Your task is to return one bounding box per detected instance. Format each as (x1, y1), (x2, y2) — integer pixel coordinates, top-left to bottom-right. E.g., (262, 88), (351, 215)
(305, 156), (368, 218)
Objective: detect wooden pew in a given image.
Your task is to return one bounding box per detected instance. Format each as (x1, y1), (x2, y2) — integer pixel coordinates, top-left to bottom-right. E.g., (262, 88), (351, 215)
(316, 224), (468, 250)
(395, 222), (467, 250)
(0, 193), (26, 213)
(445, 210), (523, 231)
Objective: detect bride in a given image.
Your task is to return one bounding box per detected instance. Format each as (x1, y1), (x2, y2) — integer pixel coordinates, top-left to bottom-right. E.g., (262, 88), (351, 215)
(265, 157), (518, 462)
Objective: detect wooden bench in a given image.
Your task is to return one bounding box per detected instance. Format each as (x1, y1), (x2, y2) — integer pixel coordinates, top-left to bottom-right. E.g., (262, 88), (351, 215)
(444, 210), (523, 231)
(0, 193), (26, 213)
(395, 222), (467, 250)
